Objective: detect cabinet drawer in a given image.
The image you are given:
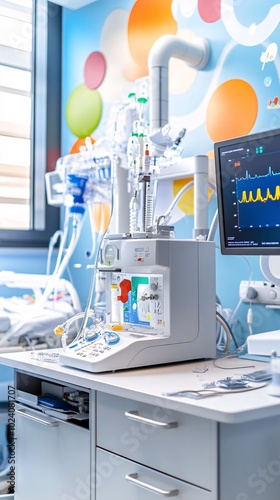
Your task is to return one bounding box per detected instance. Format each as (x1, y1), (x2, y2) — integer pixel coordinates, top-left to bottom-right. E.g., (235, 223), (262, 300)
(15, 405), (91, 500)
(96, 448), (214, 500)
(96, 392), (217, 491)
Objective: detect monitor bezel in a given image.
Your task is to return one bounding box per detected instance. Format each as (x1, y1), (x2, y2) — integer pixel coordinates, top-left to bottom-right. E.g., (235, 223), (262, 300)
(214, 128), (280, 255)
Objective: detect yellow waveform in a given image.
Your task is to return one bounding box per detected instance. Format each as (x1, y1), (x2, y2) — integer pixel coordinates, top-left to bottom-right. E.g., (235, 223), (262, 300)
(239, 185), (280, 203)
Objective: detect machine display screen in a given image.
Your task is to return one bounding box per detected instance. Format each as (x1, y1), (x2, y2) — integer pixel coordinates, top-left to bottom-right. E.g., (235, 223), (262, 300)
(214, 128), (280, 254)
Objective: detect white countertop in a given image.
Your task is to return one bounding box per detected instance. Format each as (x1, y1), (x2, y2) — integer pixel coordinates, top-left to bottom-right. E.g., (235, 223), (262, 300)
(0, 350), (279, 424)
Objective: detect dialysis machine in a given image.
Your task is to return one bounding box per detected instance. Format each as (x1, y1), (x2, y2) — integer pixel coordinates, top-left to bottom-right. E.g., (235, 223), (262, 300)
(56, 143), (217, 372)
(55, 36), (216, 372)
(59, 234), (216, 372)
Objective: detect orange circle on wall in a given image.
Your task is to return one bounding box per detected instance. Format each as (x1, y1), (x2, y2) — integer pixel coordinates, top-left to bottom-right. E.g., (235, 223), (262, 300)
(128, 0), (177, 69)
(206, 79), (258, 142)
(70, 137), (95, 154)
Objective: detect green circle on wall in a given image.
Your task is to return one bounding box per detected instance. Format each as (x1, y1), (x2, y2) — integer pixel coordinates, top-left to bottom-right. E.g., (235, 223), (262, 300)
(66, 84), (102, 138)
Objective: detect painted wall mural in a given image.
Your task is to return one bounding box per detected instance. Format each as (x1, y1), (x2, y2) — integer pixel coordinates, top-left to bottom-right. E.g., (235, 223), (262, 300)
(63, 0), (280, 213)
(62, 0), (280, 333)
(63, 0), (280, 142)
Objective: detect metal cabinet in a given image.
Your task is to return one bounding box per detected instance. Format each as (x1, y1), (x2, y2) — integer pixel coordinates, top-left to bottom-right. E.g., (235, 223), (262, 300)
(96, 392), (218, 499)
(12, 367), (280, 500)
(14, 372), (91, 500)
(96, 448), (213, 499)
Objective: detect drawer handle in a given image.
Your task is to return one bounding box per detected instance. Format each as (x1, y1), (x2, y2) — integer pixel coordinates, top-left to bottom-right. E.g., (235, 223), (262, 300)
(16, 408), (59, 427)
(124, 410), (177, 429)
(125, 472), (179, 497)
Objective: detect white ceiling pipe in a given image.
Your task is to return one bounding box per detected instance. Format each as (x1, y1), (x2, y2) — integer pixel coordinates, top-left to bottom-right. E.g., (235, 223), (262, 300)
(148, 35), (210, 131)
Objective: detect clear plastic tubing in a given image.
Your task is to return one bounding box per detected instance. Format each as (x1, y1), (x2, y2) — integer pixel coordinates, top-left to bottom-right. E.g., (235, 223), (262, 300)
(145, 180), (154, 230)
(129, 193), (138, 233)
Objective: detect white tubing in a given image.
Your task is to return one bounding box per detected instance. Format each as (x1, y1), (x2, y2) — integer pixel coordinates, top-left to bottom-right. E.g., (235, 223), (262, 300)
(36, 214), (84, 308)
(148, 35), (210, 130)
(207, 209), (219, 242)
(59, 279), (82, 313)
(46, 229), (63, 275)
(51, 207), (71, 277)
(163, 180), (194, 222)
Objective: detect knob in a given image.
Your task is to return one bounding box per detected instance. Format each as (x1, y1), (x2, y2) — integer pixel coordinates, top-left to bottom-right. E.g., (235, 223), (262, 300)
(246, 287), (258, 300)
(150, 282), (158, 291)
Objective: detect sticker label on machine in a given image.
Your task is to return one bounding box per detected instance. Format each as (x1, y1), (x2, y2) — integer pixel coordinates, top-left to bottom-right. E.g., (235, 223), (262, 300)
(110, 273), (164, 329)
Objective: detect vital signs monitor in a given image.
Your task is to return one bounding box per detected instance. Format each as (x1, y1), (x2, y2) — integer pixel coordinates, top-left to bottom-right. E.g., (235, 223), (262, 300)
(215, 128), (280, 255)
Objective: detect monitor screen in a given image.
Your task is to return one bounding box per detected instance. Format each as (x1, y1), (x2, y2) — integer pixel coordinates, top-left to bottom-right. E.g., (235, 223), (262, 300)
(214, 128), (280, 255)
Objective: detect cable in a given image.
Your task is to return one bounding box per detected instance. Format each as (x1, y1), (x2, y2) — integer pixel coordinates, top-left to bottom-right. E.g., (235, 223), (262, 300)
(216, 310), (239, 350)
(213, 353), (255, 370)
(215, 246), (254, 335)
(207, 208), (218, 242)
(163, 382), (268, 399)
(216, 303), (230, 351)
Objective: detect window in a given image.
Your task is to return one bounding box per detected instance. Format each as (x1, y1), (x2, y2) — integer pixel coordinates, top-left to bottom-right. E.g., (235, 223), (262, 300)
(0, 0), (61, 247)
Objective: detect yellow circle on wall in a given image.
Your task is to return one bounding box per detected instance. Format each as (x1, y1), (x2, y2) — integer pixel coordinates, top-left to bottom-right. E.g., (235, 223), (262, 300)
(172, 178), (213, 216)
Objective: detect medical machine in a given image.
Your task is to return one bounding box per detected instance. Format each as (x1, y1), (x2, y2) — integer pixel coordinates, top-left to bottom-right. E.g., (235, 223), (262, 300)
(59, 234), (216, 372)
(214, 127), (280, 356)
(56, 143), (216, 372)
(52, 34), (217, 373)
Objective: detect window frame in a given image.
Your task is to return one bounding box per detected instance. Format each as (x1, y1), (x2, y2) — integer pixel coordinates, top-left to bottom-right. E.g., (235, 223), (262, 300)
(0, 0), (61, 248)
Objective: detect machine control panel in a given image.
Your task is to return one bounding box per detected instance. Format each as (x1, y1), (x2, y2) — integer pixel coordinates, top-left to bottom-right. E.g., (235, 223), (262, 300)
(59, 330), (160, 372)
(110, 272), (165, 329)
(133, 245), (150, 263)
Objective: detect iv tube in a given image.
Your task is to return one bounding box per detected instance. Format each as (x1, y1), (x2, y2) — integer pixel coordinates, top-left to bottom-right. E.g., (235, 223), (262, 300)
(34, 210), (86, 310)
(46, 230), (63, 275)
(48, 207), (71, 277)
(33, 169), (90, 308)
(64, 204), (113, 347)
(62, 165), (115, 348)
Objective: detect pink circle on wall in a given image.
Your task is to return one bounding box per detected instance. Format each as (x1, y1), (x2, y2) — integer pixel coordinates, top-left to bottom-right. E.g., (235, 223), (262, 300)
(84, 51), (106, 90)
(198, 0), (221, 23)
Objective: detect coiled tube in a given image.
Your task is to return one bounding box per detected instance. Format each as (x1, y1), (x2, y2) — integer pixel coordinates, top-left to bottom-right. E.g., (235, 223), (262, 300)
(144, 177), (157, 232)
(129, 193), (138, 233)
(145, 192), (154, 230)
